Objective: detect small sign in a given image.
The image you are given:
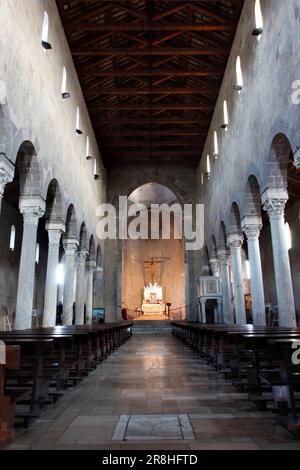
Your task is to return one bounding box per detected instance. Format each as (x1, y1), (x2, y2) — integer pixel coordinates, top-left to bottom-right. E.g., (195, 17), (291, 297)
(93, 308), (105, 324)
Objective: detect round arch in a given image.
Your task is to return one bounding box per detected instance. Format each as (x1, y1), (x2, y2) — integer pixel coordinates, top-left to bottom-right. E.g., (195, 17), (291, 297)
(45, 179), (63, 222)
(15, 141), (42, 196)
(263, 133), (293, 190)
(65, 204), (78, 239)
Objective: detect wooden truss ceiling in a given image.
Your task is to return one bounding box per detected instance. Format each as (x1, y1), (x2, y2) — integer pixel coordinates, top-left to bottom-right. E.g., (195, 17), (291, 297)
(56, 0), (244, 167)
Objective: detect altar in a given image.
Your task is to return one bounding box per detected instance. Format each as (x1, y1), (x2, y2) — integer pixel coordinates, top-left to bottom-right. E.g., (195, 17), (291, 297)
(142, 283), (165, 316)
(142, 303), (165, 315)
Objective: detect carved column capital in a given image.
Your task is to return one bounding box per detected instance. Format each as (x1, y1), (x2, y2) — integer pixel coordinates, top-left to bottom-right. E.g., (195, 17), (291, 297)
(262, 188), (288, 220)
(217, 249), (229, 265)
(293, 146), (300, 169)
(87, 260), (97, 271)
(63, 238), (79, 255)
(19, 195), (46, 226)
(46, 220), (65, 246)
(241, 216), (262, 241)
(227, 233), (244, 252)
(0, 154), (14, 197)
(77, 250), (88, 264)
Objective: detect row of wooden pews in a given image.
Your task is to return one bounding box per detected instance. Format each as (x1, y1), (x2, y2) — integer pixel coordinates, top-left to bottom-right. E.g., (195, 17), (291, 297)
(0, 322), (132, 448)
(172, 321), (300, 435)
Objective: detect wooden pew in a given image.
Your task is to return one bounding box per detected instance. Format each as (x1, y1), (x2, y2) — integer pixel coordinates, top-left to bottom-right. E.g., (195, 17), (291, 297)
(0, 345), (20, 448)
(0, 321), (133, 431)
(267, 338), (300, 431)
(172, 321), (300, 433)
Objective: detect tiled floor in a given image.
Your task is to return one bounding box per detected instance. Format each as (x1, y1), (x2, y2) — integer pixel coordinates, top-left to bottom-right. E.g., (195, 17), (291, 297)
(6, 333), (300, 450)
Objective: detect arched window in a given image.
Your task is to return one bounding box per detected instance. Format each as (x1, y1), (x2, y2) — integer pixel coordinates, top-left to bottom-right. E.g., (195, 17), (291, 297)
(285, 222), (292, 251)
(253, 0), (263, 38)
(9, 225), (16, 251)
(61, 67), (70, 99)
(56, 263), (64, 285)
(76, 107), (83, 135)
(234, 56), (243, 92)
(35, 243), (40, 264)
(86, 136), (92, 160)
(94, 158), (99, 180)
(222, 100), (229, 129)
(41, 11), (52, 50)
(245, 260), (251, 279)
(205, 155), (211, 179)
(213, 131), (219, 159)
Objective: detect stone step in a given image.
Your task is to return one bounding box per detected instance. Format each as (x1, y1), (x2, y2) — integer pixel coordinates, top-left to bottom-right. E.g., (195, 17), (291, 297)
(132, 320), (172, 334)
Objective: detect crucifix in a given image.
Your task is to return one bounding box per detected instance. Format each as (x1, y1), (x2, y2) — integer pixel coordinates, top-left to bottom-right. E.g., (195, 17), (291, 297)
(144, 257), (160, 284)
(143, 253), (170, 285)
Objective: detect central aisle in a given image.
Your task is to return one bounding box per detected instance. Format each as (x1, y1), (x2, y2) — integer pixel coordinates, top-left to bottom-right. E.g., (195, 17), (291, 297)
(8, 332), (300, 450)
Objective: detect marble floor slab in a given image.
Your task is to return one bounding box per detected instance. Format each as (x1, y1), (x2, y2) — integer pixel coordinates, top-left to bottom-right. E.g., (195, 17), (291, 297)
(112, 414), (194, 441)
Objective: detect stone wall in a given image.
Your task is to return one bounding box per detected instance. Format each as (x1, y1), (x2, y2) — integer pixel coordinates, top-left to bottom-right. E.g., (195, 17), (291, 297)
(198, 0), (300, 234)
(0, 0), (106, 242)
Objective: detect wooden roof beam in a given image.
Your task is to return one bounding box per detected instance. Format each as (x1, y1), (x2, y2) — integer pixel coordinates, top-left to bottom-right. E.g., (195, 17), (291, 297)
(100, 130), (206, 137)
(86, 87), (218, 96)
(102, 142), (204, 148)
(65, 23), (236, 32)
(72, 48), (229, 57)
(91, 104), (213, 110)
(94, 118), (208, 125)
(80, 70), (222, 78)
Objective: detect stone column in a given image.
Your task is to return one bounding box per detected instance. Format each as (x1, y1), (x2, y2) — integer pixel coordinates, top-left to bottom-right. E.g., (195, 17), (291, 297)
(216, 298), (223, 323)
(15, 196), (45, 330)
(217, 249), (233, 324)
(62, 238), (79, 325)
(210, 257), (220, 321)
(86, 260), (96, 325)
(94, 266), (103, 308)
(242, 216), (266, 326)
(227, 234), (247, 325)
(184, 251), (191, 320)
(209, 257), (220, 277)
(75, 250), (88, 325)
(262, 188), (296, 327)
(200, 299), (206, 323)
(43, 221), (65, 327)
(0, 155), (14, 215)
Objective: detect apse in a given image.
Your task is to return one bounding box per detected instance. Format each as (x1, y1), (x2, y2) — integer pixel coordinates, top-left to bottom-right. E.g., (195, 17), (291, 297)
(122, 183), (185, 320)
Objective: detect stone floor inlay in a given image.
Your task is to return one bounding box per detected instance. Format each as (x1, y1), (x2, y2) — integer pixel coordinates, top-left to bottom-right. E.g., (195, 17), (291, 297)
(112, 414), (194, 441)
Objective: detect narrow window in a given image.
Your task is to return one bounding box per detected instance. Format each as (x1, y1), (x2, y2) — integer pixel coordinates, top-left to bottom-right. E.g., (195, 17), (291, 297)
(285, 222), (292, 251)
(205, 155), (211, 179)
(222, 100), (229, 129)
(56, 263), (64, 285)
(76, 107), (83, 135)
(213, 131), (219, 159)
(86, 136), (92, 160)
(94, 158), (99, 180)
(201, 173), (204, 185)
(253, 0), (263, 38)
(35, 243), (40, 264)
(61, 67), (70, 99)
(41, 11), (52, 50)
(245, 260), (251, 279)
(9, 225), (16, 251)
(234, 56), (243, 92)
